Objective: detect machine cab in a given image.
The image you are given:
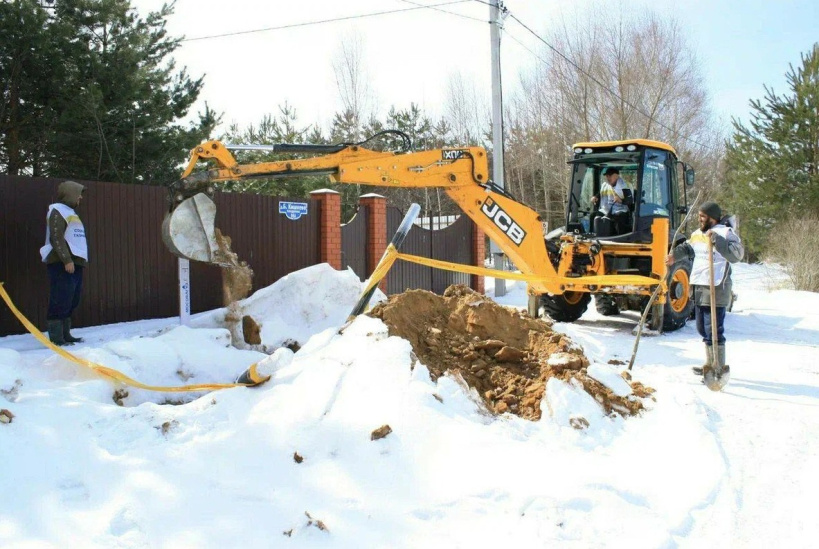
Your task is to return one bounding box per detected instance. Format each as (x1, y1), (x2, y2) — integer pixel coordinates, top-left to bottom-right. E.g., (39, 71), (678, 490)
(564, 139), (688, 241)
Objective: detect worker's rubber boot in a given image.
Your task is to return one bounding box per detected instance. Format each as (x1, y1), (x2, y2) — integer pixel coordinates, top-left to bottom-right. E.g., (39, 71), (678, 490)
(47, 319), (69, 346)
(62, 318), (83, 344)
(692, 344), (712, 376)
(704, 344), (730, 391)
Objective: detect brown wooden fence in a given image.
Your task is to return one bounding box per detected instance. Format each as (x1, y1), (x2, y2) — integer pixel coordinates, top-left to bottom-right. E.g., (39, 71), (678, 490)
(1, 176), (320, 336)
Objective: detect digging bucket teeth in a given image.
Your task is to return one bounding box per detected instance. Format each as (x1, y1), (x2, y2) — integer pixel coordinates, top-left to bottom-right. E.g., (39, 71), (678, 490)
(161, 193), (222, 264)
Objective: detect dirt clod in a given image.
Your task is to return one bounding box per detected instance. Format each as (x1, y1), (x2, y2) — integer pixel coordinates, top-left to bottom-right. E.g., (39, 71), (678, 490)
(0, 409), (15, 424)
(305, 512), (329, 532)
(113, 389), (129, 407)
(369, 285), (651, 421)
(156, 420), (179, 436)
(293, 452), (304, 464)
(371, 424), (392, 440)
(242, 315), (262, 345)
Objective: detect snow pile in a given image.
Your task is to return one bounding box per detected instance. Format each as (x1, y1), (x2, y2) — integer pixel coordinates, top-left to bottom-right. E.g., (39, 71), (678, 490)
(1, 261), (817, 547)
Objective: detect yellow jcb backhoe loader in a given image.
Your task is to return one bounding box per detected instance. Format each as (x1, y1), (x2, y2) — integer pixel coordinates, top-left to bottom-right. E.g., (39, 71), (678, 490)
(162, 132), (696, 332)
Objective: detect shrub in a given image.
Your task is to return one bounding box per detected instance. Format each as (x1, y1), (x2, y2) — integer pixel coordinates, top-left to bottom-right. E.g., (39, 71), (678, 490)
(765, 214), (819, 292)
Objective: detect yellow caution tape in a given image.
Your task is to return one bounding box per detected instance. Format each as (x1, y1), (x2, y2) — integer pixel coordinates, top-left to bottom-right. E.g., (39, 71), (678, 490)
(0, 282), (258, 393)
(388, 248), (663, 288)
(351, 245), (663, 319)
(359, 244), (400, 296)
(3, 247), (661, 392)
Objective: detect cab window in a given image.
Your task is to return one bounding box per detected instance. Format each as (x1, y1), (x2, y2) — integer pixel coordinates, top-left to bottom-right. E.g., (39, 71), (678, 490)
(639, 150), (670, 217)
(567, 163), (595, 232)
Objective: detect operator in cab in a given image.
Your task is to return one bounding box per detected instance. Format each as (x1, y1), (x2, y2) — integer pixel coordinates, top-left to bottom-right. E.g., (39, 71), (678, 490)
(591, 167), (633, 235)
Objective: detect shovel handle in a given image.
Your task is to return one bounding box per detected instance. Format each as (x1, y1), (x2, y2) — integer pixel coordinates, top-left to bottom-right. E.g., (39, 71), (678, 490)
(708, 237), (719, 370)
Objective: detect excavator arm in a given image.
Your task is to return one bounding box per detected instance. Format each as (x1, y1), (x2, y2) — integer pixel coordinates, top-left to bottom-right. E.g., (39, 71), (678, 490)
(163, 139), (668, 297)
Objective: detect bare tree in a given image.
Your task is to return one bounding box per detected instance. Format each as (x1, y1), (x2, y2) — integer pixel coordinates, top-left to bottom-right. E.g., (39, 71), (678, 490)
(503, 7), (721, 230)
(331, 31), (375, 141)
(444, 71), (489, 146)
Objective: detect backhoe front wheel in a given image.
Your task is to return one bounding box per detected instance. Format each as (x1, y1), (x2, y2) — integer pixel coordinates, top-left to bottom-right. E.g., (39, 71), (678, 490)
(538, 292), (592, 322)
(662, 258), (694, 331)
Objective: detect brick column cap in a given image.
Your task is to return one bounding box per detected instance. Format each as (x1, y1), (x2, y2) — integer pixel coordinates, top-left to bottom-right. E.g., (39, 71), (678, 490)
(359, 193), (385, 199)
(310, 189), (340, 195)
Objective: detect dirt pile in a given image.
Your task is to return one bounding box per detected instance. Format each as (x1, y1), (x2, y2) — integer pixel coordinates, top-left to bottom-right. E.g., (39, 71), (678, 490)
(369, 285), (653, 422)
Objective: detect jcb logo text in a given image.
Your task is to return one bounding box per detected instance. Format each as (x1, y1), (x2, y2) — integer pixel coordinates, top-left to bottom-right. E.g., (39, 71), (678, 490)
(481, 198), (526, 246)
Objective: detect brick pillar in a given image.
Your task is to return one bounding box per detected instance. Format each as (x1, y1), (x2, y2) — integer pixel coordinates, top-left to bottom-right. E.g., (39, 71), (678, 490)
(471, 224), (486, 294)
(310, 189), (341, 269)
(359, 193), (388, 291)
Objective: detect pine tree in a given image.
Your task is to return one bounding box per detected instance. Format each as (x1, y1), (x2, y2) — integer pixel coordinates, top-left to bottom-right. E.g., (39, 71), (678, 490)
(723, 44), (819, 257)
(0, 0), (217, 183)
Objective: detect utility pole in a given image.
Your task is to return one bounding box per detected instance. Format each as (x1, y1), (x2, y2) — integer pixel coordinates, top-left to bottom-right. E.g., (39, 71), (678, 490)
(490, 0), (505, 191)
(489, 0), (507, 296)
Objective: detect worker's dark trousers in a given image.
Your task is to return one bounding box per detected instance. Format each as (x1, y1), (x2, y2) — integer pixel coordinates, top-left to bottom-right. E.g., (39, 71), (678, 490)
(47, 263), (84, 320)
(695, 305), (726, 346)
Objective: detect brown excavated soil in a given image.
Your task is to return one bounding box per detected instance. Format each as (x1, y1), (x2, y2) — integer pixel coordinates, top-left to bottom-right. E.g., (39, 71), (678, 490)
(369, 285), (654, 422)
(213, 228), (256, 348)
(215, 229), (254, 305)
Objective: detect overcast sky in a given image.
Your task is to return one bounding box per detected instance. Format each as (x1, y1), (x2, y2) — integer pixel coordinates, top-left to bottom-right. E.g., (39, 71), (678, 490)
(133, 0), (818, 135)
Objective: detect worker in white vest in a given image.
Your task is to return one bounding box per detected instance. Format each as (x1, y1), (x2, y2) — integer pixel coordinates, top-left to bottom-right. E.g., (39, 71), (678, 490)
(666, 201), (743, 378)
(40, 181), (88, 345)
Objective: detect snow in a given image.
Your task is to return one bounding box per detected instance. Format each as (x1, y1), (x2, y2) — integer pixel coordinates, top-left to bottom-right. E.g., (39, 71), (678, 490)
(1, 262), (818, 547)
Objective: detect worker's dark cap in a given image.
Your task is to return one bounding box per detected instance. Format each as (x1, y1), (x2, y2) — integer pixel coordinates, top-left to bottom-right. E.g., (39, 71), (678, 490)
(699, 201), (722, 221)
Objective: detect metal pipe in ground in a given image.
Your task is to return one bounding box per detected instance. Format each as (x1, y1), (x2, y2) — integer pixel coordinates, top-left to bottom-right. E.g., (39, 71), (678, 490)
(347, 203), (421, 319)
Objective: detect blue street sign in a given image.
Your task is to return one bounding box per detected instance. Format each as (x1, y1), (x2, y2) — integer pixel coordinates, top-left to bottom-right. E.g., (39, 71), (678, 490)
(278, 201), (309, 220)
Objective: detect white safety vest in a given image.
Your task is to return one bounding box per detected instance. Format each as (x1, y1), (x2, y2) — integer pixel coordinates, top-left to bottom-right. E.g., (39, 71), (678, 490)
(599, 177), (631, 215)
(40, 203), (88, 262)
(689, 225), (735, 286)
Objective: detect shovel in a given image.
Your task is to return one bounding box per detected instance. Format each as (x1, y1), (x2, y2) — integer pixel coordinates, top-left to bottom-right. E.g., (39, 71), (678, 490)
(703, 236), (730, 391)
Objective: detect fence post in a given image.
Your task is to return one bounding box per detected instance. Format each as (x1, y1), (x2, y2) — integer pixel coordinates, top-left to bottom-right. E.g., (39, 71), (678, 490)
(359, 193), (387, 292)
(310, 189), (342, 269)
(471, 225), (486, 294)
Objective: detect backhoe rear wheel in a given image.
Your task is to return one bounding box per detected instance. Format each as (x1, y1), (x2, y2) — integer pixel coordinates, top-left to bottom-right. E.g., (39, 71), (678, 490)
(538, 292), (592, 322)
(595, 294), (620, 316)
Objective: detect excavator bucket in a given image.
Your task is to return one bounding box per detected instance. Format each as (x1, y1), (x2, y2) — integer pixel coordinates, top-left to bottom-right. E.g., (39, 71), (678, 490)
(162, 193), (223, 264)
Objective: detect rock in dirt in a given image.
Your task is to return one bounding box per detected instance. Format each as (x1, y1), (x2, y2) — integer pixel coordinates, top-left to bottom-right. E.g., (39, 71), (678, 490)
(369, 285), (652, 421)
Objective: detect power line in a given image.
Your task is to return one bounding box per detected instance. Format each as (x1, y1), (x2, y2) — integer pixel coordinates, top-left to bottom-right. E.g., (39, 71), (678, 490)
(398, 0), (486, 23)
(181, 0), (473, 42)
(176, 0), (716, 154)
(505, 12), (717, 153)
(504, 31), (548, 67)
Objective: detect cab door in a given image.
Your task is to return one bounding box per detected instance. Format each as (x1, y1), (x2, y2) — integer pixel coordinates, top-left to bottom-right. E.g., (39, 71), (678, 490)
(635, 148), (672, 233)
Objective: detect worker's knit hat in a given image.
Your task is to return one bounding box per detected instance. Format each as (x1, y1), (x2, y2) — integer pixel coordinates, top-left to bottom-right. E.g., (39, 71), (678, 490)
(699, 201), (721, 221)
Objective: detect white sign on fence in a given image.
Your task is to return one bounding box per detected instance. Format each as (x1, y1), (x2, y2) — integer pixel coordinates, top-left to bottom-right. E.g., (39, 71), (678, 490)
(178, 258), (191, 326)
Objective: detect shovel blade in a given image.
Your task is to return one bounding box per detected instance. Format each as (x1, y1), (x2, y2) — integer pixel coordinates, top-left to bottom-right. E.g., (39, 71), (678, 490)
(162, 193), (221, 264)
(703, 364), (731, 391)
